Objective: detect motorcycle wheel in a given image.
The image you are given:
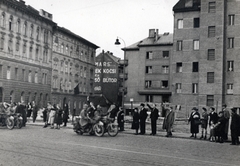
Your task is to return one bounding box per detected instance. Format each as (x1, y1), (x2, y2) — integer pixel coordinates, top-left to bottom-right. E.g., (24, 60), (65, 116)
(107, 123), (119, 137)
(6, 117), (14, 130)
(16, 119), (23, 129)
(94, 124), (104, 137)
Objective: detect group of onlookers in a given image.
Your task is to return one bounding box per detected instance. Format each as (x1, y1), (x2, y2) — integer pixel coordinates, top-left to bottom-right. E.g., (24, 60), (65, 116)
(188, 104), (240, 145)
(43, 102), (69, 129)
(131, 103), (175, 137)
(131, 103), (161, 136)
(131, 103), (240, 145)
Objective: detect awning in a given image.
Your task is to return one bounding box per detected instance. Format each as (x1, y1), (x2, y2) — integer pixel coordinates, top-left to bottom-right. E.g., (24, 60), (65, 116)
(138, 90), (172, 95)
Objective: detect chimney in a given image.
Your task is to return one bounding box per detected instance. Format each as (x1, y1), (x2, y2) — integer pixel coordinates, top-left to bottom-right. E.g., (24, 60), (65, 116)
(149, 29), (155, 38)
(155, 29), (159, 41)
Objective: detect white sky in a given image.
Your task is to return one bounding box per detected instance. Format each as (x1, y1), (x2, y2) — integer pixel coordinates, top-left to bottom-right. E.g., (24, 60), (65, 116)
(25, 0), (179, 59)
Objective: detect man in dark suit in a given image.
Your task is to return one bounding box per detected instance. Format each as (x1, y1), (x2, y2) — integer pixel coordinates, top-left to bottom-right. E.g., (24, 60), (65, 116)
(147, 103), (159, 136)
(230, 108), (240, 145)
(139, 103), (148, 135)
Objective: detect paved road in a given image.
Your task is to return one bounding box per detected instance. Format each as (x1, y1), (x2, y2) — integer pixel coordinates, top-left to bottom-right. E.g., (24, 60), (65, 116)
(0, 125), (239, 166)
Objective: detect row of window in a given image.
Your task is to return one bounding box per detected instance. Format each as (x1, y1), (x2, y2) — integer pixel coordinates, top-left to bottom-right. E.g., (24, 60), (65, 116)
(145, 66), (169, 74)
(144, 93), (215, 107)
(0, 37), (49, 63)
(0, 65), (48, 84)
(178, 2), (235, 29)
(53, 41), (93, 62)
(146, 51), (169, 59)
(146, 61), (234, 75)
(1, 12), (49, 42)
(145, 80), (168, 89)
(52, 77), (88, 93)
(176, 61), (234, 73)
(9, 90), (49, 107)
(176, 37), (234, 51)
(175, 83), (233, 95)
(53, 60), (89, 77)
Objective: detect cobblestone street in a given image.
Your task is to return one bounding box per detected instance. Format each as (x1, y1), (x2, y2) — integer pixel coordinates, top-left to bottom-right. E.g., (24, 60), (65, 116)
(0, 122), (239, 166)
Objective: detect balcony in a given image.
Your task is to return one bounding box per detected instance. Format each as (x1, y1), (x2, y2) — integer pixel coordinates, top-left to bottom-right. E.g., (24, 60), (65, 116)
(118, 59), (128, 66)
(119, 73), (128, 80)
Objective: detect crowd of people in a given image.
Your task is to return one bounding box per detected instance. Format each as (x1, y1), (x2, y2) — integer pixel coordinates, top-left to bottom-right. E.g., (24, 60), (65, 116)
(131, 103), (175, 137)
(131, 103), (240, 145)
(131, 103), (161, 136)
(42, 102), (69, 129)
(188, 104), (240, 145)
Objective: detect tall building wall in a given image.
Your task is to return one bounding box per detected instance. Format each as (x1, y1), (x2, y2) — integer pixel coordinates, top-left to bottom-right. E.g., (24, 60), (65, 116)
(0, 0), (54, 106)
(0, 0), (98, 112)
(172, 0), (240, 117)
(225, 0), (240, 107)
(52, 27), (98, 113)
(125, 31), (173, 107)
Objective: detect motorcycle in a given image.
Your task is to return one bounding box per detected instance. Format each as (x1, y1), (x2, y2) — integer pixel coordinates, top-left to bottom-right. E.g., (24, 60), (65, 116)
(0, 113), (15, 129)
(13, 113), (23, 129)
(97, 114), (119, 137)
(73, 116), (105, 137)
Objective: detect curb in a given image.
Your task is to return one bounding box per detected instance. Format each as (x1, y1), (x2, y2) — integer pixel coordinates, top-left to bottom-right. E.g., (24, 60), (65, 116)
(26, 119), (193, 140)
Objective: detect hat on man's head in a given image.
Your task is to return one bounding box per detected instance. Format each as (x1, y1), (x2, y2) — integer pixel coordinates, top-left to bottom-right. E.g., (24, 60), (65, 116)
(202, 107), (207, 111)
(210, 107), (215, 111)
(231, 108), (237, 113)
(192, 107), (198, 111)
(140, 103), (145, 107)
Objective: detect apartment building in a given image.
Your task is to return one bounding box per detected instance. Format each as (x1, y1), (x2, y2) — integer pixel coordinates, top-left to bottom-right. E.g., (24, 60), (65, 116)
(0, 0), (99, 112)
(172, 0), (240, 116)
(124, 29), (173, 109)
(0, 0), (55, 106)
(52, 26), (98, 114)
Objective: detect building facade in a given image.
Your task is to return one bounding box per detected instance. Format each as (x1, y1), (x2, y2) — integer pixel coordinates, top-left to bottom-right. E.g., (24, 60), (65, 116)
(124, 29), (173, 110)
(94, 51), (121, 106)
(0, 0), (99, 113)
(172, 0), (240, 116)
(52, 26), (98, 114)
(0, 0), (55, 107)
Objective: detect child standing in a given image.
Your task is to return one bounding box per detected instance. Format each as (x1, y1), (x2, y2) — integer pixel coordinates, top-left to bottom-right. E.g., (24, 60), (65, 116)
(200, 107), (208, 140)
(209, 121), (216, 142)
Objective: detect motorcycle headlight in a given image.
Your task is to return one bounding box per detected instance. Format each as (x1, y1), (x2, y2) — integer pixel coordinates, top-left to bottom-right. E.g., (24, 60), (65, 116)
(19, 117), (23, 120)
(10, 116), (14, 120)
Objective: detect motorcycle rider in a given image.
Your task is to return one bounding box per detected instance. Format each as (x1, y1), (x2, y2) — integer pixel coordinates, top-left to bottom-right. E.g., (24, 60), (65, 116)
(78, 103), (92, 131)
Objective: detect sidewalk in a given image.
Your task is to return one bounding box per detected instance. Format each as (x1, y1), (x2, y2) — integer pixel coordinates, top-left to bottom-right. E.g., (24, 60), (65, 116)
(26, 116), (195, 140)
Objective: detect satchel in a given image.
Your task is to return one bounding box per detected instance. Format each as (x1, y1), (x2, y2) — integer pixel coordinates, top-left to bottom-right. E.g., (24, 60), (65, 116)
(194, 119), (202, 125)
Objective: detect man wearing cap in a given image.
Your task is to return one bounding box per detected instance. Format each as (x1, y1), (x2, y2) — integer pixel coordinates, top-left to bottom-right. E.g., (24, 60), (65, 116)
(139, 103), (148, 135)
(230, 108), (240, 145)
(222, 104), (230, 141)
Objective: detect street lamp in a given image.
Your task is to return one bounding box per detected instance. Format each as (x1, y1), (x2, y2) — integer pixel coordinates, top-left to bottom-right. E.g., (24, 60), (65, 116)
(115, 37), (126, 115)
